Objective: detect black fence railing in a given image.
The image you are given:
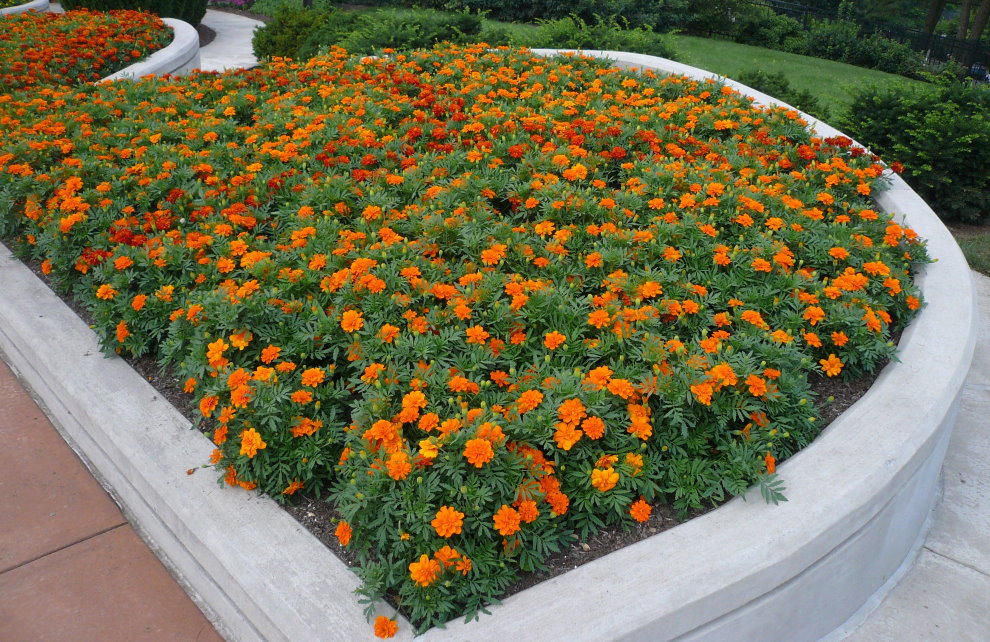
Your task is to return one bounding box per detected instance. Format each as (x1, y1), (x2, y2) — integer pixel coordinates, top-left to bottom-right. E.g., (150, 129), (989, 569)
(743, 0), (990, 70)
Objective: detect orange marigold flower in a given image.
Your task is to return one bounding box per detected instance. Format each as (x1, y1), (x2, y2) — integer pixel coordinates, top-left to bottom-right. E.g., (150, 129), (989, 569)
(96, 284), (117, 300)
(543, 331), (566, 350)
(373, 615), (398, 639)
(746, 374), (768, 397)
(493, 504), (521, 536)
(582, 416), (606, 439)
(239, 428), (266, 458)
(820, 353), (844, 377)
(557, 398), (587, 425)
(629, 498), (652, 523)
(691, 382), (714, 405)
(553, 422), (583, 450)
(587, 309), (611, 328)
(341, 309), (364, 332)
(291, 417), (322, 438)
(386, 451), (412, 480)
(115, 320), (130, 343)
(335, 520), (352, 547)
(765, 452), (776, 474)
(590, 466), (619, 492)
(291, 389), (313, 404)
(199, 395), (219, 418)
(465, 325), (489, 345)
(131, 294), (147, 311)
(803, 306), (825, 325)
(379, 324), (400, 343)
(517, 500), (539, 523)
(432, 506), (465, 538)
(584, 366), (613, 389)
(606, 378), (635, 400)
(516, 389), (544, 413)
(408, 554), (441, 587)
(464, 438), (494, 467)
(282, 480), (305, 495)
(300, 367), (325, 387)
(831, 331), (849, 346)
(260, 345), (281, 363)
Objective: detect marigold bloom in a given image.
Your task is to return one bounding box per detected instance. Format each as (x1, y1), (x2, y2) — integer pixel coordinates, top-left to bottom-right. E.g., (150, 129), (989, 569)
(131, 294), (147, 311)
(464, 438), (494, 467)
(300, 367), (325, 387)
(341, 309), (364, 332)
(374, 616), (397, 639)
(587, 309), (611, 328)
(820, 354), (844, 377)
(239, 428), (266, 458)
(691, 382), (714, 405)
(765, 452), (777, 474)
(408, 554), (441, 587)
(493, 505), (521, 536)
(746, 374), (768, 397)
(543, 331), (566, 350)
(379, 324), (400, 343)
(516, 389), (543, 413)
(553, 422), (583, 450)
(260, 345), (281, 363)
(582, 416), (606, 440)
(96, 284), (117, 300)
(465, 325), (489, 344)
(432, 506), (465, 538)
(386, 451), (412, 480)
(199, 395), (219, 418)
(115, 320), (130, 343)
(517, 500), (539, 523)
(290, 389), (313, 404)
(591, 466), (620, 491)
(629, 499), (652, 523)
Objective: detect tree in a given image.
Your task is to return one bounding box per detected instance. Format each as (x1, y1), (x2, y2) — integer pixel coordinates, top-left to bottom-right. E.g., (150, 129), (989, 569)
(958, 0), (974, 39)
(923, 0), (948, 33)
(966, 0), (990, 41)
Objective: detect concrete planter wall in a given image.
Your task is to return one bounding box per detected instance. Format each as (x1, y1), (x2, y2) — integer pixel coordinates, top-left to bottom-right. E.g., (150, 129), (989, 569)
(0, 51), (977, 641)
(101, 18), (200, 81)
(0, 0), (50, 16)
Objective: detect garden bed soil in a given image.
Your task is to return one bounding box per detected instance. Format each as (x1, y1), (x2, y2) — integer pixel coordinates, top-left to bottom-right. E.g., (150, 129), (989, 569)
(197, 23), (216, 48)
(14, 252), (886, 604)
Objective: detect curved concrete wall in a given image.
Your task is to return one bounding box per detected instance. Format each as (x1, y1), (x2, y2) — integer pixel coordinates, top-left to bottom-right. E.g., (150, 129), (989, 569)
(0, 0), (49, 15)
(0, 50), (977, 641)
(102, 18), (200, 82)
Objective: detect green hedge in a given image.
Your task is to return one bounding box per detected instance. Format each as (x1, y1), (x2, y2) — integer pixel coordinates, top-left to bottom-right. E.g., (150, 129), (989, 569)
(840, 78), (990, 224)
(61, 0), (209, 26)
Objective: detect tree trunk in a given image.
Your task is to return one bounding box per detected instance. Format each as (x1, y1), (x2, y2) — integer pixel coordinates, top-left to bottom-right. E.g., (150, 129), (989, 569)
(967, 0), (990, 41)
(958, 0), (974, 40)
(923, 0), (947, 34)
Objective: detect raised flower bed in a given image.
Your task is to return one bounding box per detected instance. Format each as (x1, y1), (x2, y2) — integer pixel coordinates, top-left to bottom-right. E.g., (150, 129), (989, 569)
(0, 45), (976, 639)
(0, 0), (49, 16)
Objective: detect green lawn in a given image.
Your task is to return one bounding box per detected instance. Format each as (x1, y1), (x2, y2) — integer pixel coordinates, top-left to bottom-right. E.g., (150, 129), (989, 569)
(667, 34), (924, 113)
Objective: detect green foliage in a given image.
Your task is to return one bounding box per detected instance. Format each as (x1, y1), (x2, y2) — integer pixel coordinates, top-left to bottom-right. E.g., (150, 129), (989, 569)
(522, 15), (676, 59)
(61, 0), (209, 25)
(840, 79), (990, 224)
(252, 6), (331, 59)
(736, 69), (831, 122)
(803, 18), (924, 77)
(735, 6), (807, 52)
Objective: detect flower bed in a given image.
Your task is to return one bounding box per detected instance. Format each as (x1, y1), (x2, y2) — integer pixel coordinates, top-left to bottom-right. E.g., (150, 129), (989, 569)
(0, 44), (929, 634)
(0, 0), (49, 15)
(0, 9), (171, 91)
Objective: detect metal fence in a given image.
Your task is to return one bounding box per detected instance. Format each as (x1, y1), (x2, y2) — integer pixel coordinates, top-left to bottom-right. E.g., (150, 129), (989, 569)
(744, 0), (989, 69)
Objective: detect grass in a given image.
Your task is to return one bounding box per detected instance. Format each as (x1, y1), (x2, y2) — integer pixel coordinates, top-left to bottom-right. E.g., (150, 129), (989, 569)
(947, 225), (990, 276)
(667, 34), (924, 113)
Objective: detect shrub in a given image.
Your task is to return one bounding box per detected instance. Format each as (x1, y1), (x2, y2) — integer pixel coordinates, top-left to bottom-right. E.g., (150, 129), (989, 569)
(735, 69), (830, 122)
(840, 79), (990, 224)
(252, 6), (330, 59)
(330, 8), (482, 55)
(804, 18), (924, 77)
(61, 0), (209, 26)
(524, 15), (677, 59)
(735, 6), (807, 52)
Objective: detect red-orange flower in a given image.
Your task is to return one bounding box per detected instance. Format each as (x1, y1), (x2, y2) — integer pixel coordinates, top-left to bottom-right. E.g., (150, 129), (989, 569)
(374, 616), (398, 638)
(335, 520), (352, 547)
(629, 498), (652, 522)
(463, 438), (494, 467)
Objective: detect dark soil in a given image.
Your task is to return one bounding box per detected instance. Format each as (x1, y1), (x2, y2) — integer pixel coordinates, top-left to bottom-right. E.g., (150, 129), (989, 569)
(197, 24), (217, 48)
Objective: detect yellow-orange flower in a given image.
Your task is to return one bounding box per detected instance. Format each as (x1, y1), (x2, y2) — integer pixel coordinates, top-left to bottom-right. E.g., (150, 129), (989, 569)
(543, 331), (566, 350)
(629, 498), (652, 522)
(591, 466), (619, 491)
(820, 353), (844, 377)
(300, 367), (325, 387)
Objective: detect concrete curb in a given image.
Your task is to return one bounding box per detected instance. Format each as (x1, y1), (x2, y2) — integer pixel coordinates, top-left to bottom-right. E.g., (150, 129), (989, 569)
(0, 50), (976, 641)
(102, 18), (200, 81)
(0, 0), (49, 15)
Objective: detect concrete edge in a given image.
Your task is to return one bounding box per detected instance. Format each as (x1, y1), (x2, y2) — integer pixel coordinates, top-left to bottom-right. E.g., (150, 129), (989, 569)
(102, 18), (200, 82)
(0, 0), (49, 15)
(0, 48), (977, 641)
